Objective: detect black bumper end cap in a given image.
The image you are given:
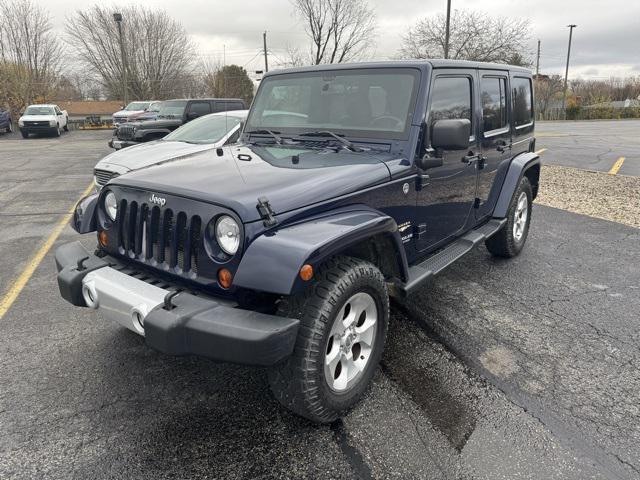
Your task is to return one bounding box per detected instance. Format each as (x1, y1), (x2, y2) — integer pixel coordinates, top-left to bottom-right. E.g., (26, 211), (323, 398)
(55, 241), (107, 307)
(144, 293), (300, 367)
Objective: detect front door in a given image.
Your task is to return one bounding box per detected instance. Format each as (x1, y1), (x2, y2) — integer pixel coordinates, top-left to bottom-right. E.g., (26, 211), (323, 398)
(477, 70), (511, 219)
(415, 71), (479, 253)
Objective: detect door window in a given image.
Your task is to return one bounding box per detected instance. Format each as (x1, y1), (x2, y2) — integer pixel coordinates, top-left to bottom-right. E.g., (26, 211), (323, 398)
(188, 102), (211, 116)
(512, 77), (533, 127)
(429, 76), (473, 127)
(481, 77), (508, 133)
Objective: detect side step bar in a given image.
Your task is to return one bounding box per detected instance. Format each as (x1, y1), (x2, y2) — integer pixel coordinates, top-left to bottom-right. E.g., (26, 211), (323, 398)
(397, 218), (506, 296)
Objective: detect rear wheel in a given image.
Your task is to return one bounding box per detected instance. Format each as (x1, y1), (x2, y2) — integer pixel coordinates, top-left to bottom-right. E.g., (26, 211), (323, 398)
(268, 256), (389, 423)
(485, 176), (533, 257)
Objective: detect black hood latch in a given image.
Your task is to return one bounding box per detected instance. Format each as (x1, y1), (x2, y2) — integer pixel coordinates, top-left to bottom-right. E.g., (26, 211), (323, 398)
(256, 196), (278, 227)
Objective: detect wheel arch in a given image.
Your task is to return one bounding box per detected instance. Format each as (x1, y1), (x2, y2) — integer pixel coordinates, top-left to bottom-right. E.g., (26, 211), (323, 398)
(492, 151), (540, 218)
(233, 206), (409, 296)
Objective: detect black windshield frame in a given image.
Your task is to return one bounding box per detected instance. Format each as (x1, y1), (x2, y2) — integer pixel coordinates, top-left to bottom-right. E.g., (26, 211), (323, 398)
(246, 68), (421, 141)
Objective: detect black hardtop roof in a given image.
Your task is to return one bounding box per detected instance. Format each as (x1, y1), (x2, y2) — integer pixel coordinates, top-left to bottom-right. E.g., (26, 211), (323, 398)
(265, 59), (532, 77)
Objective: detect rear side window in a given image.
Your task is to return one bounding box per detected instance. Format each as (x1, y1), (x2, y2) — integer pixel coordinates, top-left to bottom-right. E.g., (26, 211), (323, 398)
(512, 77), (533, 127)
(429, 76), (473, 126)
(214, 101), (244, 112)
(481, 77), (508, 133)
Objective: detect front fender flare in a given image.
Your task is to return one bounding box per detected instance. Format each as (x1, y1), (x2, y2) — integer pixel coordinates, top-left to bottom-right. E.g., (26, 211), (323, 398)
(493, 152), (540, 218)
(72, 193), (98, 234)
(233, 207), (408, 296)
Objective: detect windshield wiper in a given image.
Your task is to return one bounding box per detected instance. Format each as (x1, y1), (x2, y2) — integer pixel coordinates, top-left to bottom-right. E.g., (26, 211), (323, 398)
(299, 130), (364, 152)
(246, 129), (283, 145)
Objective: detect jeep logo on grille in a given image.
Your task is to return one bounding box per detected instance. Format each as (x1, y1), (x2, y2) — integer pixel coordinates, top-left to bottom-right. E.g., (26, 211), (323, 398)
(149, 193), (166, 207)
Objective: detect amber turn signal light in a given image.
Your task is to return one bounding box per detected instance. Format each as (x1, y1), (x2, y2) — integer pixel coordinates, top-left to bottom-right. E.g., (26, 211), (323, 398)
(218, 268), (233, 289)
(299, 264), (313, 281)
(98, 230), (108, 247)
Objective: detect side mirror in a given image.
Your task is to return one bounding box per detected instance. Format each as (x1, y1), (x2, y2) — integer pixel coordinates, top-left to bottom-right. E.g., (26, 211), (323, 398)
(431, 119), (471, 151)
(57, 111), (63, 115)
(416, 156), (443, 170)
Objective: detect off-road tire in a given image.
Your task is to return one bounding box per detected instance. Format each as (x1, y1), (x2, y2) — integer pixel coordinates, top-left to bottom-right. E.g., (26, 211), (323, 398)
(268, 256), (389, 423)
(485, 176), (533, 257)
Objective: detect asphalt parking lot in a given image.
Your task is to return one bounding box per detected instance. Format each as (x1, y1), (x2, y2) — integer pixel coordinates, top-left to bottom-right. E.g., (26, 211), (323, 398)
(537, 119), (640, 176)
(1, 128), (639, 479)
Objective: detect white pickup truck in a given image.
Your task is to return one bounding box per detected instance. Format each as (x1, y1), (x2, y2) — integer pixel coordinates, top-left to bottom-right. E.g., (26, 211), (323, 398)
(18, 104), (69, 138)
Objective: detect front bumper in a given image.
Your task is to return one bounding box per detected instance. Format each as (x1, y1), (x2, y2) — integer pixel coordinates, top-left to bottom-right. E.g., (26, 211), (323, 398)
(108, 137), (139, 149)
(55, 241), (299, 366)
(21, 126), (56, 134)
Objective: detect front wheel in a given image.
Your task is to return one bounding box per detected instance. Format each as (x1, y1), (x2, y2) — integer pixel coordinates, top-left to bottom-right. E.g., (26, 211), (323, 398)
(54, 125), (61, 137)
(6, 122), (12, 133)
(485, 176), (533, 257)
(268, 256), (389, 423)
(21, 130), (28, 139)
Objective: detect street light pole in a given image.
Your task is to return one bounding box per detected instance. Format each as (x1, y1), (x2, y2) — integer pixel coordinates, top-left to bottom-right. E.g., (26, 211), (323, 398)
(444, 0), (452, 59)
(113, 13), (127, 106)
(561, 24), (577, 119)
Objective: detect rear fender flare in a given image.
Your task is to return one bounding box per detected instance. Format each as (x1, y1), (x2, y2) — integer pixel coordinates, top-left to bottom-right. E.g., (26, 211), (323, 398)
(493, 152), (540, 218)
(233, 206), (409, 296)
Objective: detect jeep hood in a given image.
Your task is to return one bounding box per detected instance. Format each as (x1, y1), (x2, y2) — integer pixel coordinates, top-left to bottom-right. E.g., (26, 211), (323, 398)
(112, 144), (394, 223)
(130, 118), (182, 129)
(96, 140), (217, 172)
(113, 109), (142, 118)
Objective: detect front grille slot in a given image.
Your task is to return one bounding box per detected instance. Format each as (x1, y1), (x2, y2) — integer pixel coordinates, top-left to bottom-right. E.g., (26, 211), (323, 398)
(117, 125), (135, 140)
(118, 202), (201, 276)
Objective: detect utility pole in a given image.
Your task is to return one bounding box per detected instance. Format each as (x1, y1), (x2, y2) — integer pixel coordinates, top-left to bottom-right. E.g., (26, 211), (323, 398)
(444, 0), (452, 59)
(561, 24), (577, 119)
(263, 31), (269, 72)
(535, 39), (541, 76)
(113, 13), (127, 106)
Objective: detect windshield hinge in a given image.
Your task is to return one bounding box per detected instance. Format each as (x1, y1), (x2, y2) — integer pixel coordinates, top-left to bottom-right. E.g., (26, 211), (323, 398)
(256, 196), (278, 227)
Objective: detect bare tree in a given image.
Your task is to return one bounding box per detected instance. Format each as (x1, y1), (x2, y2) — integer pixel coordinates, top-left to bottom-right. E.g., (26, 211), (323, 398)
(399, 10), (531, 65)
(291, 0), (377, 65)
(0, 0), (61, 111)
(534, 74), (564, 118)
(65, 6), (196, 100)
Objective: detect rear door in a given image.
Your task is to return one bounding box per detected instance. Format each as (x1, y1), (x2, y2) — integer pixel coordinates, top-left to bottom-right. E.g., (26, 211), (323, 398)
(477, 70), (511, 219)
(415, 69), (479, 252)
(510, 75), (535, 157)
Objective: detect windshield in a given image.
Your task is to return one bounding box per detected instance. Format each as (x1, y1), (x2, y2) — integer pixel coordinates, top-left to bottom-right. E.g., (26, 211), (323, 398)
(157, 100), (188, 118)
(246, 68), (420, 140)
(25, 106), (55, 115)
(164, 114), (243, 144)
(125, 102), (150, 111)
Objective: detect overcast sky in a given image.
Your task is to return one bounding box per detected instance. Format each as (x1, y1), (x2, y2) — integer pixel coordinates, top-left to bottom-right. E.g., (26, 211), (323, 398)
(44, 0), (640, 79)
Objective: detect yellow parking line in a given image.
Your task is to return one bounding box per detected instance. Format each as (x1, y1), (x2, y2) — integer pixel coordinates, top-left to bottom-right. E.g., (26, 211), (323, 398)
(608, 157), (625, 175)
(0, 183), (94, 320)
(535, 148), (547, 155)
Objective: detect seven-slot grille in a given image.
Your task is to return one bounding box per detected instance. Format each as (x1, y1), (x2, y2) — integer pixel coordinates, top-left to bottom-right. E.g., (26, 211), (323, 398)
(117, 125), (135, 140)
(118, 199), (202, 275)
(94, 169), (119, 186)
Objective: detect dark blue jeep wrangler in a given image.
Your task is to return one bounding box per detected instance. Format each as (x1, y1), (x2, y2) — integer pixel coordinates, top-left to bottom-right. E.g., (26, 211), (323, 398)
(55, 60), (539, 422)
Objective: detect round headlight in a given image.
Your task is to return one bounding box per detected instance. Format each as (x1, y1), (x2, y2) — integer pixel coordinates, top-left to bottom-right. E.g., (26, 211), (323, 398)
(215, 215), (240, 255)
(104, 191), (118, 221)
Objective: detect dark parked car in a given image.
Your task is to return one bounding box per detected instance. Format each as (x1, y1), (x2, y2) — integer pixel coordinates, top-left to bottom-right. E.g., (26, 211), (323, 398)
(0, 106), (12, 133)
(56, 60), (539, 423)
(109, 98), (246, 149)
